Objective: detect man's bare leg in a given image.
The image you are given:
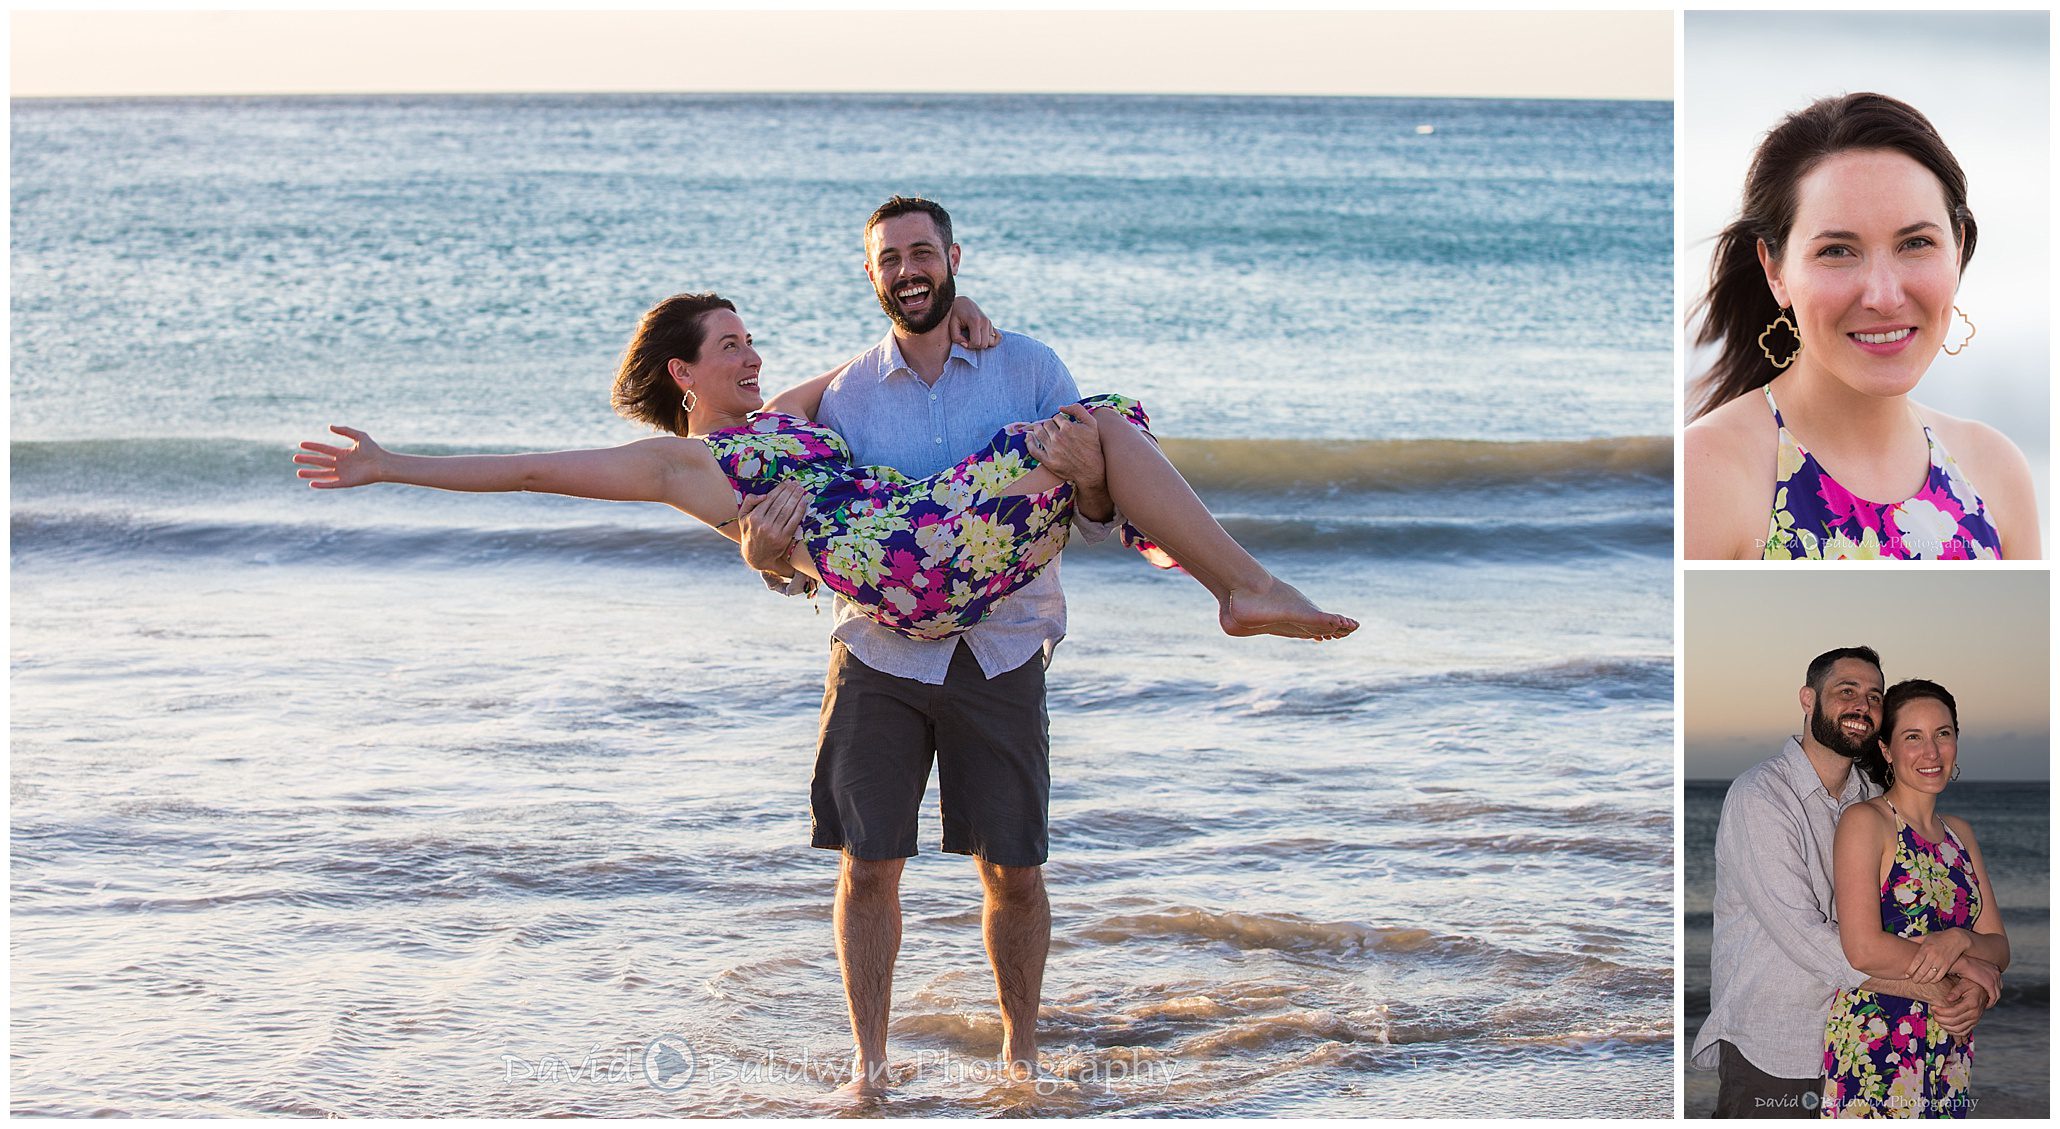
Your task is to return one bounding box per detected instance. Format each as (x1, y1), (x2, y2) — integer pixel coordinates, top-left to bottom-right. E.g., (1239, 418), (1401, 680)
(976, 859), (1049, 1076)
(834, 855), (903, 1097)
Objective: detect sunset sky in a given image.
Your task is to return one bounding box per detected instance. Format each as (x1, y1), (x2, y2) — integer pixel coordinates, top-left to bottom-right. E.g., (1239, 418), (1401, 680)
(11, 10), (1672, 100)
(1684, 571), (2049, 781)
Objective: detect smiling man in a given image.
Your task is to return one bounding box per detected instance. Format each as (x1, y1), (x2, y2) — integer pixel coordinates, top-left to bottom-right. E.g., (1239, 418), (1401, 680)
(1689, 645), (2001, 1116)
(741, 195), (1114, 1097)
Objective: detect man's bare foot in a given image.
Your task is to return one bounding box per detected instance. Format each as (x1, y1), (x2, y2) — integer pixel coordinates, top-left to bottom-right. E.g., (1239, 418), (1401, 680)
(1219, 578), (1358, 641)
(831, 1054), (891, 1101)
(1000, 1049), (1041, 1082)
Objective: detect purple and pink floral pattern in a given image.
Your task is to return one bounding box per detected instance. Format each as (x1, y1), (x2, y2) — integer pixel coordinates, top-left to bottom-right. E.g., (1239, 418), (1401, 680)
(1820, 806), (1981, 1118)
(1761, 387), (2002, 560)
(700, 395), (1170, 641)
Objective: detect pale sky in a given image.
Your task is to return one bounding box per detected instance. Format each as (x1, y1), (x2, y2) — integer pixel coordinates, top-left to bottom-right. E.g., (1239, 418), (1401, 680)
(11, 10), (1673, 100)
(1683, 571), (2050, 781)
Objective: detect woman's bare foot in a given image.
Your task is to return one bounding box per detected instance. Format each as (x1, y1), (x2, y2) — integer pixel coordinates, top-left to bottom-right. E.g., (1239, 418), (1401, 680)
(1219, 578), (1358, 641)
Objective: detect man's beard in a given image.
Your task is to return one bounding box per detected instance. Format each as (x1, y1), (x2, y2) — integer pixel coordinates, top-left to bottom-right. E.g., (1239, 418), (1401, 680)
(1810, 702), (1877, 759)
(875, 269), (957, 335)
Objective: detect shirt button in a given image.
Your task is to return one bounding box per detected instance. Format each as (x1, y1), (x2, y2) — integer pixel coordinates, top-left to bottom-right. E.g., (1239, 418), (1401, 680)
(929, 393), (938, 401)
(934, 436), (943, 444)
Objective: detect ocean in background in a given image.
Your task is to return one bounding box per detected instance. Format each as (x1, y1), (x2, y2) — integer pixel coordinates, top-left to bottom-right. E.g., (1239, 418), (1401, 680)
(1683, 779), (2049, 1118)
(12, 93), (1673, 1117)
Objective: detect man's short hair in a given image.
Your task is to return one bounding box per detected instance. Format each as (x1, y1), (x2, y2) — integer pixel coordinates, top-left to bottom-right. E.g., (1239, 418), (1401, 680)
(866, 195), (953, 249)
(1805, 646), (1883, 694)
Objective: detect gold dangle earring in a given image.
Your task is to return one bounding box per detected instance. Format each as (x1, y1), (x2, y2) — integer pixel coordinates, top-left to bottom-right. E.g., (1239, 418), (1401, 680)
(682, 389), (698, 414)
(1940, 306), (1977, 356)
(1758, 307), (1802, 370)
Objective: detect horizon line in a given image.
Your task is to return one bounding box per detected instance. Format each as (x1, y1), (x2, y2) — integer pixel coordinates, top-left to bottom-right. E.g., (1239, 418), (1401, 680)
(12, 89), (1672, 105)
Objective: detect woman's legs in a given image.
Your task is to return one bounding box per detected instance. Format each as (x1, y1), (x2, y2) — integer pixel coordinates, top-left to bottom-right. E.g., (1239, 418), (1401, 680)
(1006, 409), (1356, 640)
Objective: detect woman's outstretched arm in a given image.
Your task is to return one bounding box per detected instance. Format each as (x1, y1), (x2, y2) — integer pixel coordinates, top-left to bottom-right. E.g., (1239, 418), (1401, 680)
(294, 425), (740, 526)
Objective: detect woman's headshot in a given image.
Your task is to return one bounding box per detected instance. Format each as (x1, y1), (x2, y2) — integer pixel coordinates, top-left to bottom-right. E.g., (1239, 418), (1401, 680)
(1681, 12), (2049, 560)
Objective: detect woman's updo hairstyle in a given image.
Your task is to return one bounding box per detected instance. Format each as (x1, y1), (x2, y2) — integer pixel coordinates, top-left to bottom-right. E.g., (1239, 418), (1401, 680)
(1860, 677), (1961, 790)
(1691, 93), (1977, 420)
(613, 292), (736, 436)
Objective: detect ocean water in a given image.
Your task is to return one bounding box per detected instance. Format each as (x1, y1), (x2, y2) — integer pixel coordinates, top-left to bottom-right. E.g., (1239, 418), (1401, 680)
(11, 94), (1673, 1117)
(1683, 780), (2049, 1118)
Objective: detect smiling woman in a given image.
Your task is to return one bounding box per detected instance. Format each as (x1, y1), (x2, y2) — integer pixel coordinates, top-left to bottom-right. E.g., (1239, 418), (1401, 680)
(1682, 92), (2041, 560)
(1824, 679), (2008, 1116)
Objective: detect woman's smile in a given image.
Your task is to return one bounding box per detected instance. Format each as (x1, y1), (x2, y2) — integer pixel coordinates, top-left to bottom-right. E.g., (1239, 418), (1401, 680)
(1847, 326), (1917, 354)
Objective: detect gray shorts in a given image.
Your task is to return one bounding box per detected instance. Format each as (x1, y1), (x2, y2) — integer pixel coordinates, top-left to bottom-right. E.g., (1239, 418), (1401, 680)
(810, 641), (1050, 867)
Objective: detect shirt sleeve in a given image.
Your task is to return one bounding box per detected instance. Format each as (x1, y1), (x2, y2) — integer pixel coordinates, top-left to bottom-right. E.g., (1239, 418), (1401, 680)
(1027, 343), (1121, 545)
(1718, 776), (1871, 993)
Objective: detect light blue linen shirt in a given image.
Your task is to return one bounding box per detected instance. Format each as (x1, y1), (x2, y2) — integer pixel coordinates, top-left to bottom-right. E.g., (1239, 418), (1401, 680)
(812, 330), (1115, 684)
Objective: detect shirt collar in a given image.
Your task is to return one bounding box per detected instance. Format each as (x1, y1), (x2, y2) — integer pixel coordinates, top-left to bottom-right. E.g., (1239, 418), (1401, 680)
(1778, 735), (1871, 804)
(878, 331), (980, 382)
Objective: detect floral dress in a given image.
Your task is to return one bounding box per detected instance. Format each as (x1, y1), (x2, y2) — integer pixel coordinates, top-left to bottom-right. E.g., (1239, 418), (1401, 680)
(1762, 387), (2002, 560)
(1820, 804), (1980, 1118)
(699, 394), (1171, 641)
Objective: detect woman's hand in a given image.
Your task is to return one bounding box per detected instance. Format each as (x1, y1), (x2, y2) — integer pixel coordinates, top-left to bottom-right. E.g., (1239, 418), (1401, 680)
(1907, 928), (1976, 983)
(295, 426), (388, 489)
(948, 295), (1001, 350)
(737, 479), (810, 574)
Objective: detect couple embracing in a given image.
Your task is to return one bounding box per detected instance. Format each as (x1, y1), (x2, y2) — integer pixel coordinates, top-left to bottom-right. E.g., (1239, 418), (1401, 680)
(1693, 647), (2009, 1118)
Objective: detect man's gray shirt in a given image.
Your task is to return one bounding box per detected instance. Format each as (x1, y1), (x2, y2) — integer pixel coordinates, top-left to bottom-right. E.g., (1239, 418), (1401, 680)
(1690, 737), (1878, 1078)
(813, 330), (1113, 685)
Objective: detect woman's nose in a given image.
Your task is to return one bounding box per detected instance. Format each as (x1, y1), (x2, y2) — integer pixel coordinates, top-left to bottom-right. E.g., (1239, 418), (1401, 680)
(1861, 259), (1907, 311)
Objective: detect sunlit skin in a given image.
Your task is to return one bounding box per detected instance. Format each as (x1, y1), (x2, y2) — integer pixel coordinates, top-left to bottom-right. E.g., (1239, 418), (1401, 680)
(865, 212), (960, 351)
(670, 310), (764, 431)
(1682, 150), (2042, 559)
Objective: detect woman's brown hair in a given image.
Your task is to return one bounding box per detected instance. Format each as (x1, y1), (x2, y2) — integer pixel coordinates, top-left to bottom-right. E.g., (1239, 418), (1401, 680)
(612, 292), (736, 436)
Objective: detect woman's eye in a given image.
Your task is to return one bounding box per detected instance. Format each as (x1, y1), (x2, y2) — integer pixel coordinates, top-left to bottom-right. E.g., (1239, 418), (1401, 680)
(1902, 236), (1936, 252)
(1817, 245), (1854, 259)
